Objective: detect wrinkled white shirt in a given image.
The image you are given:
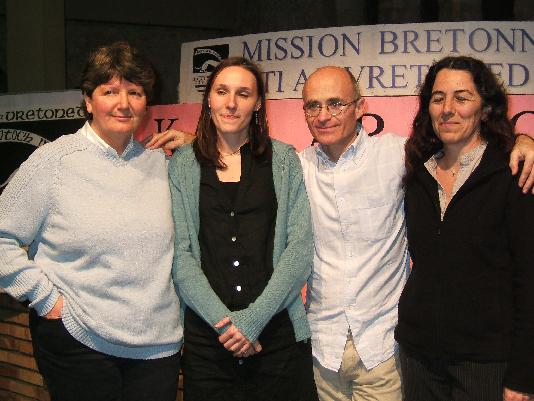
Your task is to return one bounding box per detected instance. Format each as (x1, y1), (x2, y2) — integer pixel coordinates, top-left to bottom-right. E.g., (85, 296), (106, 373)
(299, 127), (410, 371)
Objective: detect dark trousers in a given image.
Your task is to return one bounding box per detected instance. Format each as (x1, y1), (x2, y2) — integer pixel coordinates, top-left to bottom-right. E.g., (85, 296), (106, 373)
(399, 347), (507, 401)
(29, 310), (181, 401)
(183, 340), (317, 401)
(182, 309), (318, 401)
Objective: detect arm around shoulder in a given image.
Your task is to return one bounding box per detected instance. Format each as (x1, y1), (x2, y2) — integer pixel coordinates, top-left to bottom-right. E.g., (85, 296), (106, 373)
(510, 134), (534, 193)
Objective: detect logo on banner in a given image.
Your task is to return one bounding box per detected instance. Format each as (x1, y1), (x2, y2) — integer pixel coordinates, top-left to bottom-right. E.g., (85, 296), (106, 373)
(192, 44), (229, 94)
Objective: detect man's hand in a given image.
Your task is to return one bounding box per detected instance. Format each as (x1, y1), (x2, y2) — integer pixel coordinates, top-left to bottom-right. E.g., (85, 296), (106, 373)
(510, 134), (534, 194)
(143, 130), (195, 156)
(503, 387), (534, 401)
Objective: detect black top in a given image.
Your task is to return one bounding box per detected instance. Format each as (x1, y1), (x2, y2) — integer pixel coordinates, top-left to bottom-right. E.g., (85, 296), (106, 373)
(185, 142), (294, 349)
(395, 142), (534, 394)
(198, 143), (277, 310)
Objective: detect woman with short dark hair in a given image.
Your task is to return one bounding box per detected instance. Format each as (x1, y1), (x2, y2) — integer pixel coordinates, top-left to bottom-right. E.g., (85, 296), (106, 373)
(0, 41), (182, 401)
(396, 56), (534, 401)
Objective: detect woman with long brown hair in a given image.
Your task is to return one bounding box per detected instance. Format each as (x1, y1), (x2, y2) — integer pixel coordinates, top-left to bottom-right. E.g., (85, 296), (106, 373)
(168, 57), (318, 401)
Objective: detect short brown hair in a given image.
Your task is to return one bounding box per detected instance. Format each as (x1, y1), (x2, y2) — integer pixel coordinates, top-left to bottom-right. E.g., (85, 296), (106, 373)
(80, 42), (156, 119)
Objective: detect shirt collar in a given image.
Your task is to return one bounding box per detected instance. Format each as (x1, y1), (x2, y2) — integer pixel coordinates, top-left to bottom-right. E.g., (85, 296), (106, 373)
(315, 125), (367, 169)
(81, 121), (135, 157)
(425, 140), (488, 172)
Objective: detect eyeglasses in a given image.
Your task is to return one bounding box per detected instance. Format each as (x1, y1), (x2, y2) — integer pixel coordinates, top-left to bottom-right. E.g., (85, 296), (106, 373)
(303, 99), (359, 118)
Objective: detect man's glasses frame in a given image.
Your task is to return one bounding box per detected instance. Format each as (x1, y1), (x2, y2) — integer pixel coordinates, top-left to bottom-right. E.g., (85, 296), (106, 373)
(303, 99), (359, 118)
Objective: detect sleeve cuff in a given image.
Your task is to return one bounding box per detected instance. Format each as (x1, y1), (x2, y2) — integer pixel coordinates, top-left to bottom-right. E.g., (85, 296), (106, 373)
(30, 287), (59, 316)
(228, 309), (265, 343)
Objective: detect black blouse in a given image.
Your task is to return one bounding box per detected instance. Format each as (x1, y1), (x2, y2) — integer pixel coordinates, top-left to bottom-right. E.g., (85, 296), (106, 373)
(184, 142), (294, 348)
(198, 143), (276, 310)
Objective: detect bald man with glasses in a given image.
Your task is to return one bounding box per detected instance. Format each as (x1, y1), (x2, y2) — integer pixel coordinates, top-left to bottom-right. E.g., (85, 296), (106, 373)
(299, 66), (407, 401)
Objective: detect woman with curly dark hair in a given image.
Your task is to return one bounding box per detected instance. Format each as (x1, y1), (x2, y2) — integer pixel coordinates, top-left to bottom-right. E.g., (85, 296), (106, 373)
(395, 56), (534, 401)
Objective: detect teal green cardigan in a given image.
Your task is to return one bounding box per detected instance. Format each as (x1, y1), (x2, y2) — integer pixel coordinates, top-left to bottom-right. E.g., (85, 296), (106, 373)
(168, 140), (313, 343)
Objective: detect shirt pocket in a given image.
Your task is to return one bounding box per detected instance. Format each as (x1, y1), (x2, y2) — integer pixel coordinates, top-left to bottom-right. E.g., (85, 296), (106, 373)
(341, 184), (400, 242)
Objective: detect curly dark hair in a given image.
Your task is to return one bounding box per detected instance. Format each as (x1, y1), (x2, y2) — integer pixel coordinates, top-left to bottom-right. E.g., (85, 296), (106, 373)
(404, 55), (514, 185)
(193, 57), (270, 169)
(80, 41), (156, 119)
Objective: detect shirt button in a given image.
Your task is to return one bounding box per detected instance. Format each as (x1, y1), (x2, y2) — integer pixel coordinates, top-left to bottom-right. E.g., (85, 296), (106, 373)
(233, 260), (240, 267)
(230, 211), (235, 217)
(236, 285), (242, 292)
(231, 236), (237, 242)
(238, 359), (244, 365)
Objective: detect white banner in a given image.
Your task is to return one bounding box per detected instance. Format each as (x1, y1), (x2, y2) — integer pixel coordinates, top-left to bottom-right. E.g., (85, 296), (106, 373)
(0, 90), (84, 123)
(179, 21), (534, 102)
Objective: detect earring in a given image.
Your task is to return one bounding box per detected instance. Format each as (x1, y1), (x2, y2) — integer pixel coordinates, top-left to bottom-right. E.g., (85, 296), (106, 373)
(255, 111), (259, 125)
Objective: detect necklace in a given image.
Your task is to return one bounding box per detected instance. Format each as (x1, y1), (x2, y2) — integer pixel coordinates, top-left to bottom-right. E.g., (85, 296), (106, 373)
(219, 147), (242, 157)
(218, 139), (249, 157)
(449, 163), (461, 177)
(438, 164), (459, 178)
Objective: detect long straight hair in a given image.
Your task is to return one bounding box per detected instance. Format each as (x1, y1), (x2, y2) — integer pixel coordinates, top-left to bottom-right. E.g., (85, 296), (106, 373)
(193, 57), (270, 169)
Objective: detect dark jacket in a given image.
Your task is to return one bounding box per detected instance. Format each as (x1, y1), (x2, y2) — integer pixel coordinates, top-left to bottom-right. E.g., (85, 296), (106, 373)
(395, 141), (534, 394)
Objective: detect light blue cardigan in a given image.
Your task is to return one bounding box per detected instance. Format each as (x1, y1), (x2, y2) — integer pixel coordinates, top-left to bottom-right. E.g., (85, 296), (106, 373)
(168, 139), (313, 343)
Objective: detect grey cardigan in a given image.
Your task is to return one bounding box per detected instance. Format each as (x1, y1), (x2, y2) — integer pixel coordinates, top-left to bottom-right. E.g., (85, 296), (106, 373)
(168, 139), (313, 342)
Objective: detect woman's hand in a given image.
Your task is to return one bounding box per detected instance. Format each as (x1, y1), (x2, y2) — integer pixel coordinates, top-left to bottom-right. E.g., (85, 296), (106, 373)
(503, 387), (534, 401)
(143, 130), (195, 156)
(214, 317), (262, 357)
(44, 295), (63, 320)
(236, 341), (262, 358)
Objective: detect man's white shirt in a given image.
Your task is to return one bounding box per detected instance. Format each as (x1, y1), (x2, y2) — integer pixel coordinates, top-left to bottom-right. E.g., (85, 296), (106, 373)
(299, 127), (410, 371)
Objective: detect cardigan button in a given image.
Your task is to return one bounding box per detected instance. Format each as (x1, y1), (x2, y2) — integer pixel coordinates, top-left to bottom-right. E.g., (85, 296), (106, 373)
(233, 260), (240, 267)
(231, 236), (237, 242)
(230, 211), (235, 217)
(236, 285), (242, 292)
